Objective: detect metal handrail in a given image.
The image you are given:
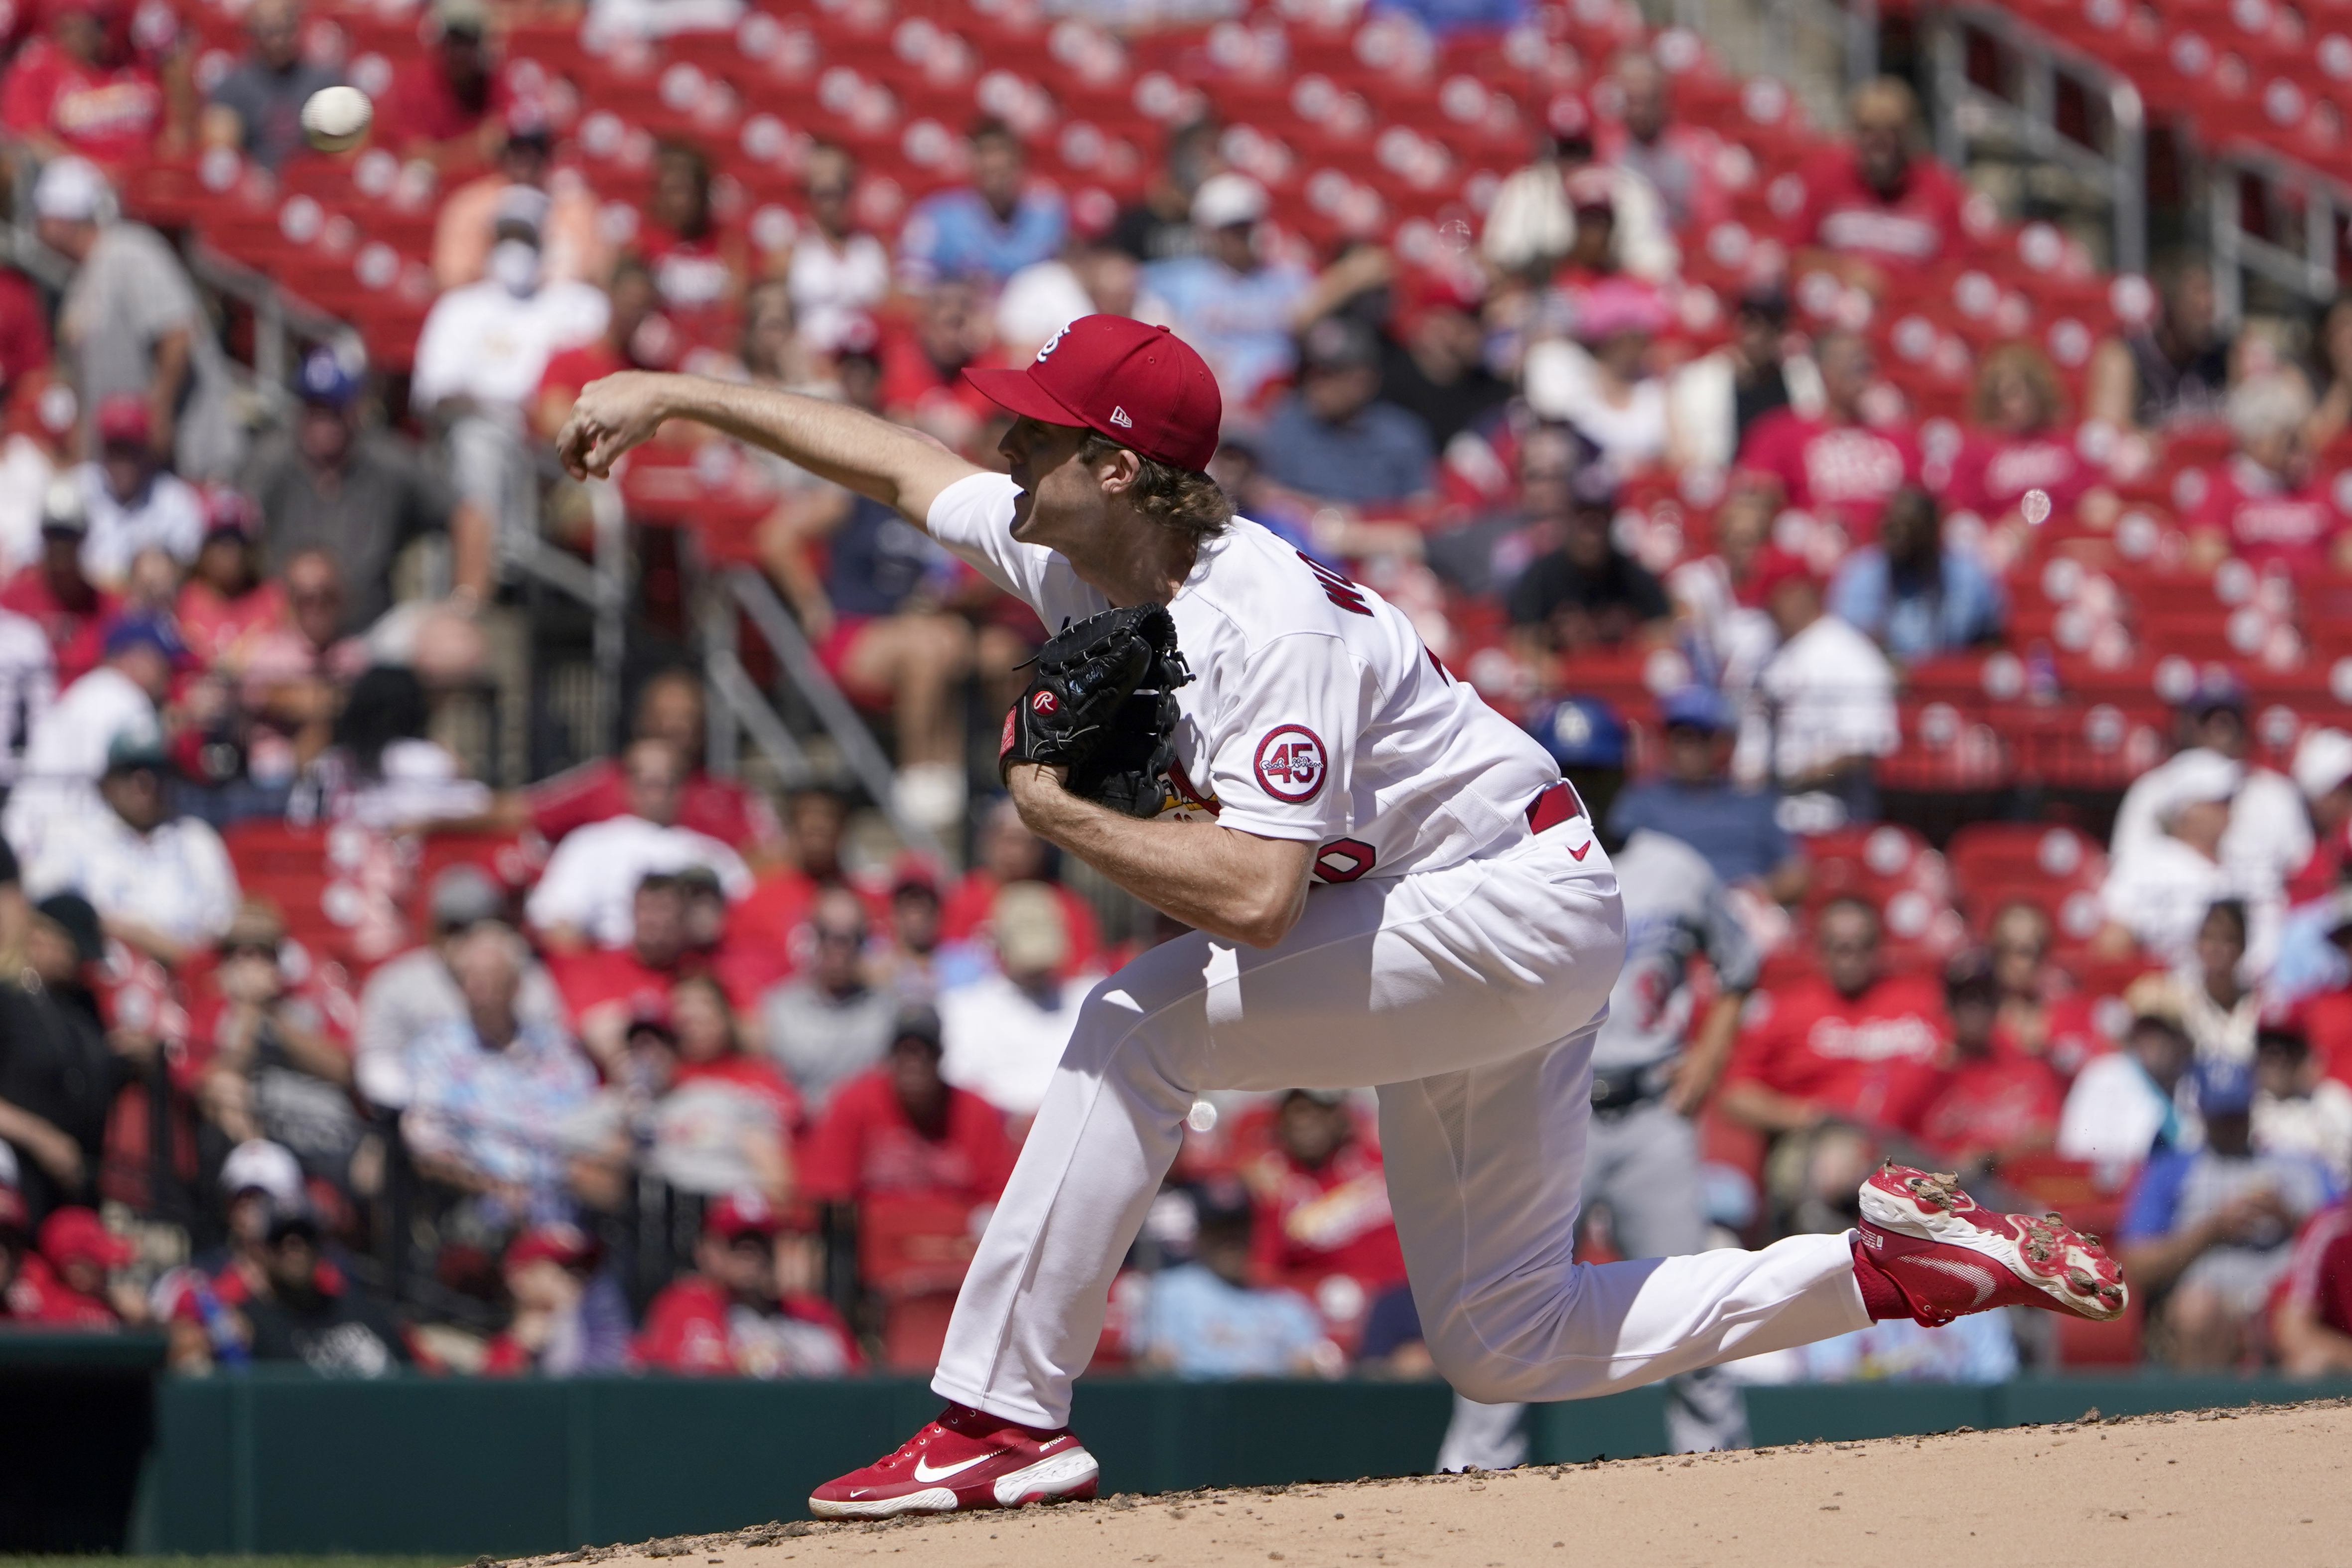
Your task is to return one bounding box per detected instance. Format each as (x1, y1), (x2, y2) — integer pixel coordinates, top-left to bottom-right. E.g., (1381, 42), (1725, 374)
(2204, 142), (2350, 323)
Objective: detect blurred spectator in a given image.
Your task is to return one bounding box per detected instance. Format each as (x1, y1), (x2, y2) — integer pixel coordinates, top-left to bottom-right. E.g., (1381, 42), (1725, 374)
(760, 885), (896, 1110)
(872, 858), (946, 1002)
(431, 103), (608, 290)
(200, 0), (340, 172)
(1482, 95), (1675, 284)
(174, 488), (277, 673)
(1788, 78), (1966, 290)
(2186, 372), (2347, 572)
(1607, 686), (1805, 901)
(403, 923), (597, 1220)
(1, 477), (117, 684)
(2096, 769), (2241, 968)
(481, 1224), (632, 1375)
(784, 144), (890, 355)
(636, 141), (746, 327)
(320, 663), (493, 833)
(2251, 1026), (2352, 1185)
(994, 238), (1166, 362)
(527, 738), (751, 951)
(24, 730), (239, 966)
(1734, 330), (1921, 541)
(379, 0), (506, 170)
(940, 883), (1098, 1119)
(939, 796), (1105, 974)
(1599, 51), (1727, 234)
(2286, 727), (2352, 906)
(1718, 897), (1950, 1140)
(1143, 173), (1315, 404)
(1666, 488), (1777, 693)
(0, 252), (50, 417)
(73, 393), (201, 589)
(356, 864), (560, 1111)
(0, 1185), (33, 1320)
(2123, 899), (2258, 1064)
(799, 1006), (1016, 1216)
(634, 1189), (858, 1376)
(185, 901), (359, 1184)
(527, 669), (783, 857)
(1916, 957), (2063, 1172)
(222, 548), (351, 789)
(2088, 259), (2232, 431)
(242, 347), (494, 634)
(1946, 345), (2106, 524)
(1380, 273), (1508, 450)
(9, 1205), (139, 1325)
(239, 1203), (409, 1374)
(2058, 1011), (2196, 1168)
(877, 277), (1006, 453)
(2272, 1197), (2352, 1374)
(1109, 116), (1218, 265)
(35, 156), (238, 478)
(1665, 285), (1818, 475)
(413, 190), (609, 540)
(532, 259), (674, 443)
(0, 0), (164, 165)
(1244, 1091), (1407, 1309)
(0, 598), (55, 794)
(897, 118), (1066, 288)
(1507, 468), (1670, 666)
(2116, 1061), (2337, 1368)
(1257, 317), (1435, 507)
(1135, 1192), (1332, 1378)
(0, 893), (112, 1222)
(1982, 901), (2104, 1076)
(1, 612), (171, 857)
(1523, 278), (1670, 474)
(2302, 291), (2352, 454)
(1828, 486), (2006, 664)
(1737, 549), (1899, 819)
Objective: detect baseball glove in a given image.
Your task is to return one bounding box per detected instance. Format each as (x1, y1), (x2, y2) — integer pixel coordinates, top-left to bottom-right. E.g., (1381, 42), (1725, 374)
(1000, 603), (1193, 817)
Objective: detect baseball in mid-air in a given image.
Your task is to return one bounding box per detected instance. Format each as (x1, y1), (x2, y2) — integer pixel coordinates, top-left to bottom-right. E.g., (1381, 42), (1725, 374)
(301, 85), (374, 153)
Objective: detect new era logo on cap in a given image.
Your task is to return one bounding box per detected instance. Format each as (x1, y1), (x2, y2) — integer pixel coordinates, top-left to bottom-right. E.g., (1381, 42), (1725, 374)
(966, 316), (1222, 472)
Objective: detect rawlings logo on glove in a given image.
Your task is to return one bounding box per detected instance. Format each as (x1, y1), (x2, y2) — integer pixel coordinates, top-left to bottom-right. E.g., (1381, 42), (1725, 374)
(1000, 603), (1193, 818)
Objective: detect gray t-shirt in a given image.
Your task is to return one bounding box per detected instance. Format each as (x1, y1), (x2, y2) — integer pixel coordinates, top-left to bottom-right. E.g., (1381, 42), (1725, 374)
(241, 428), (459, 632)
(61, 224), (240, 478)
(209, 59), (342, 171)
(760, 979), (896, 1109)
(1592, 829), (1760, 1071)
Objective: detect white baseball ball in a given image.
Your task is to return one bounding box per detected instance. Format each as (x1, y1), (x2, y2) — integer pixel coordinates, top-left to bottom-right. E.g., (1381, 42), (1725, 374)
(301, 85), (374, 154)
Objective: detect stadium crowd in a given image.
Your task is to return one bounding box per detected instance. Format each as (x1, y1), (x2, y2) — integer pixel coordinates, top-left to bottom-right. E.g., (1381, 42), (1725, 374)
(1, 0), (2351, 1404)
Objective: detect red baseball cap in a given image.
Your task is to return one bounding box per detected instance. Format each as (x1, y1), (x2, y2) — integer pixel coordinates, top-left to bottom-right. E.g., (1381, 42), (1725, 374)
(507, 1222), (601, 1270)
(1746, 546), (1823, 604)
(964, 314), (1222, 473)
(39, 1206), (135, 1271)
(95, 392), (151, 447)
(705, 1188), (784, 1239)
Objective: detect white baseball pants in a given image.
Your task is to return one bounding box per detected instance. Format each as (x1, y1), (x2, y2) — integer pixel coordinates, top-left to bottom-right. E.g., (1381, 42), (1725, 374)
(931, 820), (1871, 1428)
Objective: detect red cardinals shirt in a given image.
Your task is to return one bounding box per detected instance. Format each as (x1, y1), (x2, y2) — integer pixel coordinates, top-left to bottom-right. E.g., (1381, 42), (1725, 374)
(1943, 433), (2099, 520)
(633, 1275), (860, 1376)
(1917, 1053), (2065, 1161)
(2, 1254), (119, 1325)
(1790, 149), (1968, 268)
(1736, 410), (1922, 537)
(1244, 1139), (1408, 1294)
(0, 568), (117, 683)
(1729, 974), (1953, 1135)
(0, 267), (51, 388)
(2277, 1200), (2352, 1339)
(379, 60), (509, 150)
(2189, 455), (2344, 570)
(797, 1067), (1016, 1205)
(526, 760), (781, 853)
(0, 41), (161, 164)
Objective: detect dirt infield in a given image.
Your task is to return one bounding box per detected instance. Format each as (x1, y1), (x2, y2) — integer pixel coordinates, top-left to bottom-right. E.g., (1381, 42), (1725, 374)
(510, 1399), (2350, 1568)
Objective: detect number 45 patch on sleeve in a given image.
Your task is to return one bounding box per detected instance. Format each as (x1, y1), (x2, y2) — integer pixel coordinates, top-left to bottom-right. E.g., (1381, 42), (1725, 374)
(1254, 724), (1327, 803)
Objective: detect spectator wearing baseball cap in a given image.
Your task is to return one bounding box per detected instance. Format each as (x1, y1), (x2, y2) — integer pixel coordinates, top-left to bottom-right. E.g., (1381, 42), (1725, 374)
(1607, 686), (1806, 902)
(2095, 765), (2247, 972)
(1736, 545), (1899, 825)
(482, 1223), (632, 1376)
(1379, 267), (1508, 451)
(169, 485), (277, 682)
(0, 605), (175, 859)
(0, 473), (119, 687)
(239, 1200), (412, 1375)
(897, 118), (1067, 290)
(634, 1188), (860, 1376)
(2287, 727), (2352, 907)
(1254, 317), (1437, 511)
(377, 0), (508, 169)
(1141, 172), (1318, 403)
(1133, 1185), (1335, 1379)
(71, 392), (203, 590)
(937, 797), (1106, 981)
(1506, 463), (1671, 672)
(939, 881), (1101, 1120)
(9, 1205), (140, 1325)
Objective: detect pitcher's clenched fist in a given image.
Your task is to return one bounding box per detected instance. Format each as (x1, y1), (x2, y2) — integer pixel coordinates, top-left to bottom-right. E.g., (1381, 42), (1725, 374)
(556, 371), (674, 480)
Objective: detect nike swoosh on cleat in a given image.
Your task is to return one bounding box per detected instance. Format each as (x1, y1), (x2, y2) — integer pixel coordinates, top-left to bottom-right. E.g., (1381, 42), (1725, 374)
(1911, 1254), (2000, 1308)
(912, 1453), (994, 1482)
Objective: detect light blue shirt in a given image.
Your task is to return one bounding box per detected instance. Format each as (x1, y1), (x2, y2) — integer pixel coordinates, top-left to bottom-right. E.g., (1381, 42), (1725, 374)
(1139, 1263), (1326, 1378)
(897, 187), (1066, 286)
(405, 1017), (598, 1200)
(1258, 395), (1435, 506)
(1829, 547), (2007, 663)
(1142, 255), (1312, 400)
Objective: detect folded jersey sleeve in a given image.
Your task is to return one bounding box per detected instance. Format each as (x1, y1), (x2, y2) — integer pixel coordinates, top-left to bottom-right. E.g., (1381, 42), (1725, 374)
(1204, 631), (1369, 844)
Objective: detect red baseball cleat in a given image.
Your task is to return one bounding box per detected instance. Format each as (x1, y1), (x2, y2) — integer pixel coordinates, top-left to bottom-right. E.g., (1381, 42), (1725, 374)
(1854, 1163), (2128, 1327)
(807, 1404), (1101, 1519)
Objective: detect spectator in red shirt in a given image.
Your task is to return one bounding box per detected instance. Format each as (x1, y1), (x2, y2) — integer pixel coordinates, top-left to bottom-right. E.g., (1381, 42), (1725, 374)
(1983, 901), (2105, 1077)
(635, 142), (746, 336)
(173, 488), (279, 675)
(481, 1223), (633, 1376)
(0, 262), (52, 393)
(1720, 896), (1953, 1140)
(635, 1188), (860, 1377)
(2273, 1198), (2352, 1374)
(524, 668), (783, 860)
(878, 278), (1006, 455)
(378, 0), (504, 171)
(1242, 1090), (1408, 1318)
(1789, 77), (1967, 293)
(10, 1204), (140, 1324)
(530, 258), (677, 448)
(939, 797), (1105, 978)
(1735, 330), (1921, 542)
(0, 0), (164, 167)
(548, 871), (698, 1071)
(1918, 955), (2064, 1173)
(0, 1185), (30, 1320)
(1946, 344), (2112, 529)
(0, 478), (116, 682)
(2187, 372), (2349, 573)
(800, 1008), (1017, 1213)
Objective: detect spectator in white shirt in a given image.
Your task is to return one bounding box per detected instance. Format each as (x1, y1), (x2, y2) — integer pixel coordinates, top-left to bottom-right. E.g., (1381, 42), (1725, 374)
(2058, 1011), (2197, 1170)
(0, 603), (56, 789)
(525, 737), (749, 951)
(940, 882), (1101, 1119)
(23, 730), (238, 965)
(1734, 546), (1898, 826)
(2095, 755), (2243, 968)
(74, 394), (203, 590)
(2, 614), (178, 861)
(785, 144), (891, 356)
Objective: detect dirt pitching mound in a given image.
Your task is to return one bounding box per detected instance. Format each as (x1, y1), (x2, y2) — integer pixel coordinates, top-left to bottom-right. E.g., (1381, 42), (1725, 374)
(505, 1398), (2350, 1568)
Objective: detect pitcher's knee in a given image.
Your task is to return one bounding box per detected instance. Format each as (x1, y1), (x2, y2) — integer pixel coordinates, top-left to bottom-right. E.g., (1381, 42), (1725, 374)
(1424, 1321), (1550, 1405)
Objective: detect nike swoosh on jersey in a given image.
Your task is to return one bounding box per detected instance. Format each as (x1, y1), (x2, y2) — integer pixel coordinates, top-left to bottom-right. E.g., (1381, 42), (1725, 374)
(911, 1453), (994, 1482)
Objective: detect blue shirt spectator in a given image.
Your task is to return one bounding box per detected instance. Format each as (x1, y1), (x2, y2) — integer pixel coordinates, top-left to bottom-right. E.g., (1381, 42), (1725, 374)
(1256, 317), (1435, 507)
(897, 121), (1065, 288)
(1371, 0), (1530, 31)
(1142, 173), (1312, 403)
(1828, 486), (2007, 662)
(1607, 687), (1800, 890)
(1139, 1262), (1329, 1378)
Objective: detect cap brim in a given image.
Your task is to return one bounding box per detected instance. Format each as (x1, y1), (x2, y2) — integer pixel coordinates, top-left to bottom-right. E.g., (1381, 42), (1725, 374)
(963, 366), (1090, 430)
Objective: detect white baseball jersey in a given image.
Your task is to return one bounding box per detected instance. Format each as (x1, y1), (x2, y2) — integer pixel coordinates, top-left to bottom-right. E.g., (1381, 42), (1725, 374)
(928, 473), (1565, 881)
